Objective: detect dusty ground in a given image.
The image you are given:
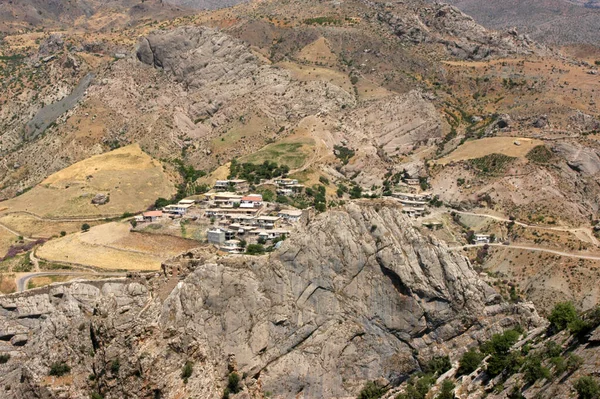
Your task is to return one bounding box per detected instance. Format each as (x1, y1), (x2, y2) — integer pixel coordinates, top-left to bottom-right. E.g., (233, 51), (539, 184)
(0, 144), (175, 218)
(437, 137), (544, 165)
(37, 221), (200, 270)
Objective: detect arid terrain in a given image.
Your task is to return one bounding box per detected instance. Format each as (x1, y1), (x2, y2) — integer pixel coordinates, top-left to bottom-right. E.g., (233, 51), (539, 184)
(1, 0), (600, 398)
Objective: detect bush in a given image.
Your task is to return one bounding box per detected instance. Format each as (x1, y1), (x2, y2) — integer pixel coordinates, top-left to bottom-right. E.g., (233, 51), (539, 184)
(110, 359), (120, 374)
(319, 176), (330, 185)
(49, 361), (71, 377)
(543, 341), (562, 358)
(60, 231), (66, 237)
(436, 379), (455, 399)
(574, 376), (600, 399)
(0, 354), (10, 364)
(423, 355), (451, 376)
(522, 356), (550, 385)
(155, 197), (170, 208)
(227, 372), (241, 394)
(548, 302), (580, 332)
(246, 244), (265, 255)
(396, 374), (435, 399)
(567, 354), (584, 372)
(357, 381), (386, 399)
(81, 223), (91, 232)
(181, 361), (193, 383)
(90, 393), (104, 399)
(457, 348), (485, 376)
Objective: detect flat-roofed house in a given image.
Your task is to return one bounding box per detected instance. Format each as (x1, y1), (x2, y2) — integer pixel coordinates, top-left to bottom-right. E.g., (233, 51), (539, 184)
(178, 199), (196, 205)
(220, 239), (243, 254)
(142, 211), (163, 222)
(275, 178), (298, 186)
(214, 179), (249, 192)
(475, 234), (491, 244)
(240, 194), (263, 208)
(256, 215), (280, 229)
(278, 209), (303, 223)
(163, 203), (193, 216)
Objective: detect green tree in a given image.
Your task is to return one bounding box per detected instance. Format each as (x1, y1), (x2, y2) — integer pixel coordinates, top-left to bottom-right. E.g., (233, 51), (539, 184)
(154, 197), (170, 208)
(574, 376), (600, 399)
(357, 381), (386, 399)
(49, 361), (71, 377)
(246, 244), (265, 255)
(436, 379), (455, 399)
(457, 348), (485, 376)
(548, 302), (580, 332)
(522, 356), (550, 385)
(81, 223), (90, 232)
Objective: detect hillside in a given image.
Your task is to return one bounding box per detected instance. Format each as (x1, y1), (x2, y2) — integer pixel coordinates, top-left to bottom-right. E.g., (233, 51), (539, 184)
(439, 0), (600, 47)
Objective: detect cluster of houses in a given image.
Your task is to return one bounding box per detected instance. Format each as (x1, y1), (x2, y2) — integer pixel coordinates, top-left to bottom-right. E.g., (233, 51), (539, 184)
(392, 192), (432, 218)
(203, 191), (304, 253)
(213, 178), (305, 197)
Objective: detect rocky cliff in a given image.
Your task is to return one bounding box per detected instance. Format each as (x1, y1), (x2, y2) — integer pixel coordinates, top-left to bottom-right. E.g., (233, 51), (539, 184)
(0, 201), (541, 398)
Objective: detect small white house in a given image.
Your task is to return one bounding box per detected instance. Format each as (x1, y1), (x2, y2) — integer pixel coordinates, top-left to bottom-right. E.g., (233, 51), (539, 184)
(240, 195), (263, 208)
(278, 209), (303, 223)
(475, 234), (491, 244)
(163, 203), (193, 215)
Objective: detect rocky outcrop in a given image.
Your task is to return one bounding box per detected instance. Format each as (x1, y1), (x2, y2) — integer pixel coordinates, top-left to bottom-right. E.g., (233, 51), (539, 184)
(0, 201), (541, 398)
(553, 142), (600, 176)
(377, 2), (546, 60)
(137, 26), (259, 89)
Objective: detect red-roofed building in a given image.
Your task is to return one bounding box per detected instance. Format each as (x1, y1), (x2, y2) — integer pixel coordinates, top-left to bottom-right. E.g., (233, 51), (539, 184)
(240, 194), (263, 208)
(142, 211), (163, 222)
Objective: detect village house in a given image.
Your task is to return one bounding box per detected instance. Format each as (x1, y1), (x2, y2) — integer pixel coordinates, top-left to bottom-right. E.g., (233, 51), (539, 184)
(163, 203), (193, 216)
(207, 227), (236, 245)
(214, 179), (249, 192)
(256, 229), (290, 241)
(402, 207), (426, 218)
(275, 178), (298, 186)
(141, 210), (163, 222)
(256, 215), (280, 229)
(178, 199), (196, 206)
(220, 239), (243, 254)
(240, 194), (263, 208)
(205, 207), (260, 219)
(278, 209), (303, 223)
(475, 234), (491, 244)
(392, 192), (432, 203)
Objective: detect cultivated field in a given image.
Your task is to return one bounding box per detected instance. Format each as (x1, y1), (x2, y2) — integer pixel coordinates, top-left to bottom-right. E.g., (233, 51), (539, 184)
(240, 135), (315, 169)
(37, 222), (199, 271)
(437, 137), (544, 165)
(0, 144), (175, 218)
(0, 213), (99, 239)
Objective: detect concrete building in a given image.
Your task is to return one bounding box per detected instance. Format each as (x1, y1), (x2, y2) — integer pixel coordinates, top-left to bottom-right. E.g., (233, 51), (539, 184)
(141, 211), (163, 222)
(207, 228), (236, 245)
(256, 215), (280, 229)
(240, 195), (263, 208)
(475, 234), (491, 244)
(220, 240), (243, 253)
(214, 179), (249, 192)
(278, 209), (303, 223)
(275, 178), (298, 186)
(163, 203), (193, 216)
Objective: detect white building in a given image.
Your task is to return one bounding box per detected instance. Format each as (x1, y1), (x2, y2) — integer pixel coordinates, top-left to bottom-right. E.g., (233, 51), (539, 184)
(278, 209), (303, 223)
(240, 195), (263, 208)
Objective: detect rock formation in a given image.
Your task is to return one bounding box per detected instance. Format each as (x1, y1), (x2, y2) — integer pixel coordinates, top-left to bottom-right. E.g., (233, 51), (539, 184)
(0, 201), (541, 398)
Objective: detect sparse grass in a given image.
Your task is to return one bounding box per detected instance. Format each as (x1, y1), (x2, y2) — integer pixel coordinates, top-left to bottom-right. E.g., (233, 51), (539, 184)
(241, 139), (312, 169)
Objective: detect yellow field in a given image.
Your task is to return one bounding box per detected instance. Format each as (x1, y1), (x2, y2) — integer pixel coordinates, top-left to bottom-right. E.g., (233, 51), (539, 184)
(240, 135), (315, 169)
(437, 137), (544, 165)
(37, 222), (199, 271)
(296, 37), (337, 66)
(0, 213), (100, 239)
(0, 229), (17, 258)
(0, 144), (175, 218)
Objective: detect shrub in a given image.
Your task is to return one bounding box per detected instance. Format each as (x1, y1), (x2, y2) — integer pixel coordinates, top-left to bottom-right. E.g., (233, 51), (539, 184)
(522, 356), (550, 385)
(60, 231), (66, 237)
(154, 197), (170, 208)
(81, 223), (91, 232)
(0, 354), (10, 364)
(246, 244), (265, 255)
(457, 348), (485, 376)
(436, 379), (455, 399)
(396, 374), (435, 399)
(110, 359), (120, 374)
(90, 393), (104, 399)
(227, 372), (241, 394)
(319, 176), (330, 185)
(574, 376), (600, 399)
(181, 361), (193, 383)
(548, 302), (580, 332)
(567, 354), (584, 372)
(526, 145), (554, 163)
(469, 153), (516, 175)
(423, 355), (451, 376)
(49, 361), (71, 377)
(357, 381), (386, 399)
(334, 145), (355, 165)
(543, 341), (562, 358)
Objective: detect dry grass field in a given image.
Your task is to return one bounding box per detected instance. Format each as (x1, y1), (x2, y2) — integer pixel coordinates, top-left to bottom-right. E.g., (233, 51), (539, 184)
(296, 37), (337, 66)
(277, 61), (353, 93)
(37, 221), (199, 271)
(437, 137), (544, 165)
(0, 229), (18, 258)
(0, 213), (100, 239)
(0, 144), (175, 218)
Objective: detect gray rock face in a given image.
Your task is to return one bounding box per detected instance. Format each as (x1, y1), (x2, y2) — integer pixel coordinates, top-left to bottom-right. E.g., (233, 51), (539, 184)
(91, 193), (109, 205)
(553, 142), (600, 176)
(0, 202), (541, 399)
(137, 26), (259, 89)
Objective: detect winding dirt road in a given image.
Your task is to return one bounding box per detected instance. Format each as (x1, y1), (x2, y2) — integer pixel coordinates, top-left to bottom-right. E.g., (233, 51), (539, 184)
(449, 243), (600, 261)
